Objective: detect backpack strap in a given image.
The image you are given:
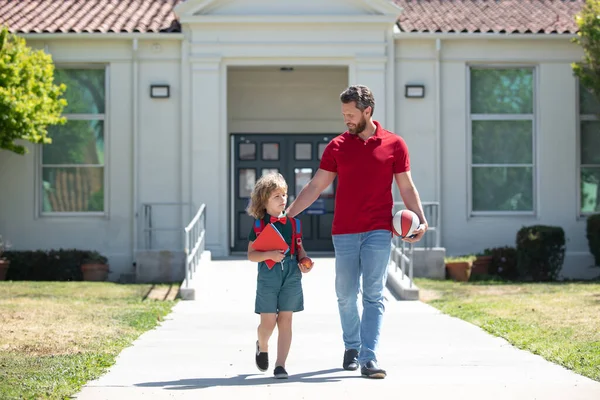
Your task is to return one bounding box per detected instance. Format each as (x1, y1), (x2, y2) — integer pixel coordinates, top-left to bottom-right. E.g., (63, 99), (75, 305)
(290, 217), (302, 256)
(253, 218), (266, 238)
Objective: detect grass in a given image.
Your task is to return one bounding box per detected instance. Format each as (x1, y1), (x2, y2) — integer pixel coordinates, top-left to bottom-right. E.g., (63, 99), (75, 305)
(415, 278), (600, 382)
(0, 281), (178, 399)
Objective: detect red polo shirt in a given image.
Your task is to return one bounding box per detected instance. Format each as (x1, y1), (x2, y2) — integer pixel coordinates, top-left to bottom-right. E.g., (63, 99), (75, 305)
(319, 120), (410, 235)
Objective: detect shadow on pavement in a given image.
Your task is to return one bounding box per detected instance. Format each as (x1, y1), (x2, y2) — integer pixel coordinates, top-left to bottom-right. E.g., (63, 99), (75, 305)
(135, 368), (361, 390)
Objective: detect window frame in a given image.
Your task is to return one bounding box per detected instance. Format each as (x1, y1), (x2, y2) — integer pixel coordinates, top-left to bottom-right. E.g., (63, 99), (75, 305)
(576, 80), (600, 218)
(466, 64), (538, 217)
(36, 64), (110, 218)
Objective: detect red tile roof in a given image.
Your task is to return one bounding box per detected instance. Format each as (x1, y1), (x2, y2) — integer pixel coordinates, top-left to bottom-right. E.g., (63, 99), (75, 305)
(0, 0), (585, 35)
(0, 0), (181, 33)
(394, 0), (584, 34)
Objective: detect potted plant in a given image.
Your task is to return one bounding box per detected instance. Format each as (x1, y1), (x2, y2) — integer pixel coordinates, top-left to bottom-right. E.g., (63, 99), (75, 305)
(0, 235), (11, 281)
(472, 248), (493, 275)
(81, 251), (109, 281)
(445, 255), (475, 282)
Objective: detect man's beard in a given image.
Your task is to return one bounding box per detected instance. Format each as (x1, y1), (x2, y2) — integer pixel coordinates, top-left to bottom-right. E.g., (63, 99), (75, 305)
(347, 117), (367, 135)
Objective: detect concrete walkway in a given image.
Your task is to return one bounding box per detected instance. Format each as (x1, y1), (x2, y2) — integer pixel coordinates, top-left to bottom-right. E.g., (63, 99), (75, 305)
(75, 257), (600, 400)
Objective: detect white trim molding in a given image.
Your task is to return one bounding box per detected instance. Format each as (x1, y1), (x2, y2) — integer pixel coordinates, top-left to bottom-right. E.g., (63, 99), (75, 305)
(180, 15), (399, 24)
(175, 0), (402, 21)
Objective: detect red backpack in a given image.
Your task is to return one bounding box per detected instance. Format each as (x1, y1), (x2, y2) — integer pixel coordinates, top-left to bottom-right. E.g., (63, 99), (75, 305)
(253, 217), (303, 258)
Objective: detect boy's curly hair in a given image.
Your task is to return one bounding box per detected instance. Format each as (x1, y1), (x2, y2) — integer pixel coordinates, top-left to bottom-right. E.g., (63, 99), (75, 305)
(246, 172), (288, 220)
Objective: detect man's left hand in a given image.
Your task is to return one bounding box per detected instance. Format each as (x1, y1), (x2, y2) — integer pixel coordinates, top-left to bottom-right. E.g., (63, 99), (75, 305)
(402, 223), (427, 243)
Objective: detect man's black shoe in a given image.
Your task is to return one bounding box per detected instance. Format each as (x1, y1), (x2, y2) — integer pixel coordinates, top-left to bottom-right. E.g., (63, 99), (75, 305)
(361, 360), (386, 379)
(255, 341), (268, 372)
(342, 349), (359, 371)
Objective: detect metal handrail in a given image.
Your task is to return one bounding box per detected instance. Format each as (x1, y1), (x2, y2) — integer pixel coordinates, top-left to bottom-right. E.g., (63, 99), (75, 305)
(391, 240), (414, 286)
(184, 204), (206, 288)
(140, 202), (195, 250)
(391, 201), (440, 288)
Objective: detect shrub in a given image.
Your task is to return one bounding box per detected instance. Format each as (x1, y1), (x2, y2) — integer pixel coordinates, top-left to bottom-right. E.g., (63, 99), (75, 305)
(444, 254), (476, 264)
(488, 246), (518, 280)
(516, 225), (565, 281)
(477, 248), (493, 257)
(2, 249), (106, 281)
(587, 214), (600, 266)
(82, 250), (108, 264)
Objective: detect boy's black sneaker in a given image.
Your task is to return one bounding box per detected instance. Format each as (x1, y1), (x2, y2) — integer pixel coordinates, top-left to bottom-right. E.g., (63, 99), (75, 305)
(255, 341), (268, 372)
(343, 348), (359, 371)
(273, 365), (288, 379)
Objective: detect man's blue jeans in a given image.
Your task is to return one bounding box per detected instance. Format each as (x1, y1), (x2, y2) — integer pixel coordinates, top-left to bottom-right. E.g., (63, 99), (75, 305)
(332, 229), (392, 366)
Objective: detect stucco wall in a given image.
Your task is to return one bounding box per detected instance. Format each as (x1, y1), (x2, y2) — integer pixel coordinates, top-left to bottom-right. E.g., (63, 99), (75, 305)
(395, 37), (597, 279)
(2, 30), (597, 281)
(395, 39), (438, 204)
(138, 54), (183, 253)
(0, 38), (182, 280)
(227, 66), (348, 134)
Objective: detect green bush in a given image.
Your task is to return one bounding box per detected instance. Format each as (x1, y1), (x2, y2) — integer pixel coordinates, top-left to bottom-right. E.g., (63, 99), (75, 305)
(488, 246), (518, 280)
(0, 26), (66, 154)
(2, 249), (105, 281)
(587, 214), (600, 266)
(516, 225), (565, 281)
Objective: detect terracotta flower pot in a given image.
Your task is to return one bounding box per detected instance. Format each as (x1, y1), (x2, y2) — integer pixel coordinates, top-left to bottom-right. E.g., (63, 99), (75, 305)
(472, 255), (492, 275)
(0, 259), (9, 281)
(446, 261), (472, 282)
(81, 263), (109, 281)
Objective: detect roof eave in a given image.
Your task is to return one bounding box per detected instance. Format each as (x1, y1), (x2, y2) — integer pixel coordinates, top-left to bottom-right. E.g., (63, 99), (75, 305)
(15, 32), (185, 40)
(394, 28), (578, 40)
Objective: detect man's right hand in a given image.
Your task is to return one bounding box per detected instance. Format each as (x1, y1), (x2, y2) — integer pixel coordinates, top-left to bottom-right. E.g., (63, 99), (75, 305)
(269, 250), (286, 262)
(402, 223), (428, 243)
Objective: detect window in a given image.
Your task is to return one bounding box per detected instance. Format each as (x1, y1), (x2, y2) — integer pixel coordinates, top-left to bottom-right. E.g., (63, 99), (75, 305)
(578, 83), (600, 215)
(468, 67), (535, 214)
(41, 68), (106, 214)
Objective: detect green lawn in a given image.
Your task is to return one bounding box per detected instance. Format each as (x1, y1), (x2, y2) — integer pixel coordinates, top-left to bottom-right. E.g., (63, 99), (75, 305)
(415, 278), (600, 382)
(0, 282), (178, 399)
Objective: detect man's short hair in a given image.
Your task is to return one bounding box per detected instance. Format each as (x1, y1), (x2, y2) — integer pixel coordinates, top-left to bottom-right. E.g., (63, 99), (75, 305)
(340, 85), (375, 116)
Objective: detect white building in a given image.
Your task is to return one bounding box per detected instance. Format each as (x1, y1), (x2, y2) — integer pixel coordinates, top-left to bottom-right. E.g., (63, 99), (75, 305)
(0, 0), (597, 281)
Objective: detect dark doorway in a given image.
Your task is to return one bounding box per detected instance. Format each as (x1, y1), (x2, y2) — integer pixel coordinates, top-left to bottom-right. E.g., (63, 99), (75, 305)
(231, 134), (337, 253)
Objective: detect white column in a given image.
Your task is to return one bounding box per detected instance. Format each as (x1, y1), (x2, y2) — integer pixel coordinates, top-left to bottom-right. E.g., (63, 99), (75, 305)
(190, 56), (226, 256)
(354, 56), (401, 201)
(180, 39), (191, 234)
(353, 57), (389, 128)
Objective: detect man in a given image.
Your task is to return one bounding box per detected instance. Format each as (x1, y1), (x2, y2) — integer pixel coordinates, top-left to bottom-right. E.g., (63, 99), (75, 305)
(285, 85), (427, 379)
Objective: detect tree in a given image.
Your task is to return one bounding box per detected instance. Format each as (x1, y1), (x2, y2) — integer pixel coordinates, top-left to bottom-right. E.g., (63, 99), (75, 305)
(0, 26), (66, 155)
(572, 0), (600, 106)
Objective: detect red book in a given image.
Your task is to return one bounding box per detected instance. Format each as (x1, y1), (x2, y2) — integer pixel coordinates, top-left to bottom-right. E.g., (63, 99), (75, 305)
(251, 223), (289, 269)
